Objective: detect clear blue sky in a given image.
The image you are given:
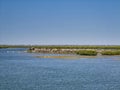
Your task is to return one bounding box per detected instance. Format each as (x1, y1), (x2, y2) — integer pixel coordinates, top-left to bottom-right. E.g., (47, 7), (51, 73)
(0, 0), (120, 45)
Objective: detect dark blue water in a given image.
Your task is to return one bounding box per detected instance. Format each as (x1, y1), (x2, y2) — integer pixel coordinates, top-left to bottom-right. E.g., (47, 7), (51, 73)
(0, 48), (120, 90)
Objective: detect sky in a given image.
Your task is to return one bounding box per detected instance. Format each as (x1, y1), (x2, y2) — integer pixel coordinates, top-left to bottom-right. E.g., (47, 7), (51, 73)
(0, 0), (120, 45)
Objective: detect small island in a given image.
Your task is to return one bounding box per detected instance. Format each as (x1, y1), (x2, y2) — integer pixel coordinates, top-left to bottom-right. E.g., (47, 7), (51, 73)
(27, 45), (120, 56)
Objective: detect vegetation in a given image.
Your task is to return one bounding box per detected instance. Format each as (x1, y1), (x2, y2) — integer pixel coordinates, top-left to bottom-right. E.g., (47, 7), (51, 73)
(0, 45), (31, 48)
(30, 45), (120, 49)
(101, 50), (120, 55)
(76, 50), (97, 56)
(1, 45), (120, 49)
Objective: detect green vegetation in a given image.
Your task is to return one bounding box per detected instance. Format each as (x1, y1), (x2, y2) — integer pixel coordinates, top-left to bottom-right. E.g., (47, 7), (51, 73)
(0, 45), (31, 48)
(76, 50), (97, 56)
(30, 45), (120, 49)
(101, 50), (120, 55)
(1, 45), (120, 49)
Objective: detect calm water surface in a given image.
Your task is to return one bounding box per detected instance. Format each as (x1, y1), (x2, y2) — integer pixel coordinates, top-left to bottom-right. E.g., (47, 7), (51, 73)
(0, 48), (120, 90)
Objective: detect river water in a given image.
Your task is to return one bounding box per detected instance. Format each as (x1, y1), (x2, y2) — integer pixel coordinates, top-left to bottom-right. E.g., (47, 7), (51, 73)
(0, 48), (120, 90)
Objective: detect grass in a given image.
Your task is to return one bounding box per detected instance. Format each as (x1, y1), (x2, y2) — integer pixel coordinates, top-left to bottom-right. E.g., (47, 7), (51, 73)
(101, 50), (120, 55)
(1, 45), (120, 49)
(0, 45), (31, 48)
(76, 50), (97, 56)
(30, 45), (120, 49)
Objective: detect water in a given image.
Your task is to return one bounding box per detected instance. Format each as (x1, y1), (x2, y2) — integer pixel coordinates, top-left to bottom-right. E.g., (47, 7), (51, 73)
(0, 48), (120, 90)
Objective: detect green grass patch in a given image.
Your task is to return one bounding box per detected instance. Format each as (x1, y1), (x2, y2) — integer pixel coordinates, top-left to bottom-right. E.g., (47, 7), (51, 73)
(76, 50), (97, 56)
(31, 45), (120, 49)
(1, 45), (120, 49)
(0, 45), (31, 48)
(101, 50), (120, 55)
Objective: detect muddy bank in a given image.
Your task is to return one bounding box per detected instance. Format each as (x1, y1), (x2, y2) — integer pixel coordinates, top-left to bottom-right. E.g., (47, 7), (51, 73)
(36, 55), (97, 59)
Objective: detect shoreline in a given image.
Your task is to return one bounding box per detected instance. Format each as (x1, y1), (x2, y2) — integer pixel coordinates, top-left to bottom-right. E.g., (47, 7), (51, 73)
(36, 55), (120, 60)
(36, 55), (97, 59)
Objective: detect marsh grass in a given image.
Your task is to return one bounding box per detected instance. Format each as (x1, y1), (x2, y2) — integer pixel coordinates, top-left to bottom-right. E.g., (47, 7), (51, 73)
(31, 45), (120, 49)
(1, 45), (120, 49)
(76, 50), (97, 56)
(0, 45), (31, 48)
(101, 50), (120, 55)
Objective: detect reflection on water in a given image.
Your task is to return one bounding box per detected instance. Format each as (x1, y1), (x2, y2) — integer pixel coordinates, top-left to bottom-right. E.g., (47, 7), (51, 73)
(0, 48), (120, 90)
